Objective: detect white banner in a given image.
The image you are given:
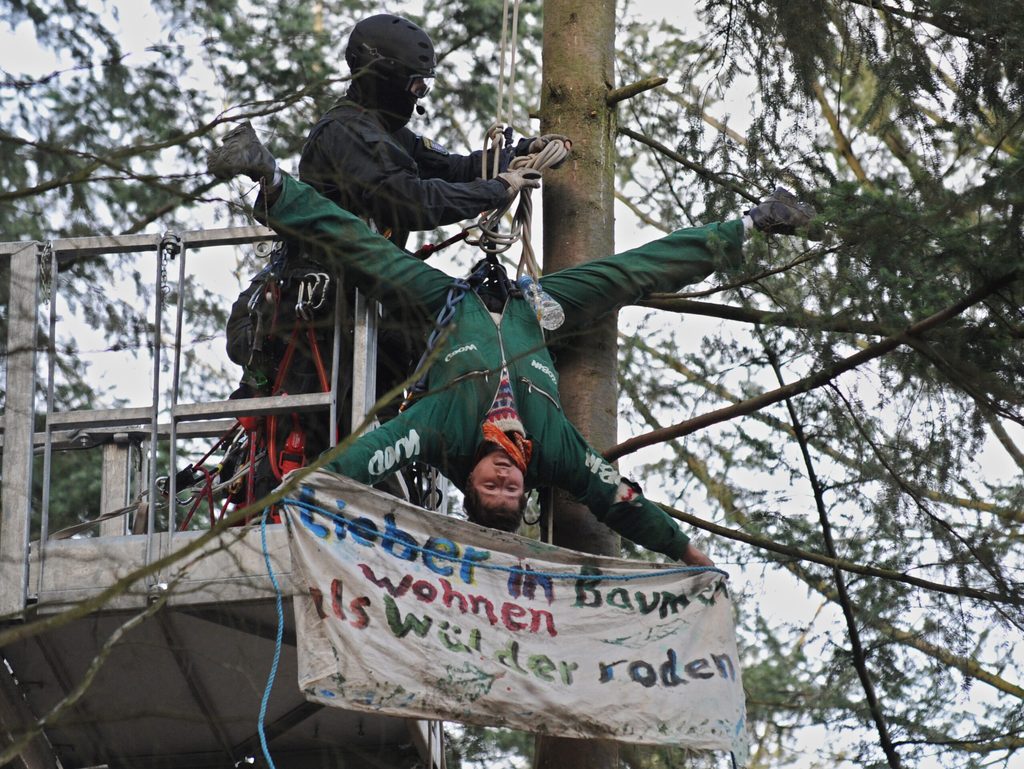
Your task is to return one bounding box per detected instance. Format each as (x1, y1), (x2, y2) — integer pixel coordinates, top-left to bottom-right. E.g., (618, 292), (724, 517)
(284, 471), (747, 764)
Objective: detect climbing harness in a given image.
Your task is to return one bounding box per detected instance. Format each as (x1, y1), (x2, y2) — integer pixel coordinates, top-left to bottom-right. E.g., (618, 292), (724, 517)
(402, 254), (516, 409)
(157, 241), (337, 529)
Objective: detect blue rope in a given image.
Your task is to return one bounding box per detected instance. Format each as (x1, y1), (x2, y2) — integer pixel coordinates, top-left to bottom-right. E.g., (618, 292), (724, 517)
(285, 497), (729, 580)
(407, 258), (505, 402)
(407, 277), (472, 400)
(258, 509), (284, 769)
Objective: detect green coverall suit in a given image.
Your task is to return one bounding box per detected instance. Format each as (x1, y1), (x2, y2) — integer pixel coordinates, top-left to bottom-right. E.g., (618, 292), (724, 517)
(263, 174), (745, 561)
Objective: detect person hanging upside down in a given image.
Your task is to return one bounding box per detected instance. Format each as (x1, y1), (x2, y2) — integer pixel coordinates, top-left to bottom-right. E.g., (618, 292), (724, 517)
(207, 123), (816, 566)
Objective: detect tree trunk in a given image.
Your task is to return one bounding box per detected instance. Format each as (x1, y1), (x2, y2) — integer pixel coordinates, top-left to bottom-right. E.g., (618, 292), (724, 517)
(534, 0), (619, 766)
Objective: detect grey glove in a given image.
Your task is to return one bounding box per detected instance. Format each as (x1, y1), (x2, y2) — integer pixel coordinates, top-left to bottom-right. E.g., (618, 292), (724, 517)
(496, 168), (542, 199)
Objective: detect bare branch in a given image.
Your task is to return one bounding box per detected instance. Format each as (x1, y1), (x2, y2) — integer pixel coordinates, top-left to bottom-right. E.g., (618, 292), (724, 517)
(618, 125), (758, 202)
(760, 328), (904, 769)
(661, 503), (1021, 606)
(606, 76), (667, 106)
(606, 269), (1023, 461)
(625, 333), (1024, 526)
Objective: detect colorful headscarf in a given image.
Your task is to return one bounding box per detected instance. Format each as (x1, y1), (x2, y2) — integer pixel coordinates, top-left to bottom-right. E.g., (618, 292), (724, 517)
(480, 366), (533, 473)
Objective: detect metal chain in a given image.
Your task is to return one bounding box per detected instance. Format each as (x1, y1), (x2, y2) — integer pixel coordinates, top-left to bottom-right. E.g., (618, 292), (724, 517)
(402, 273), (479, 406)
(159, 231), (182, 298)
(37, 240), (54, 304)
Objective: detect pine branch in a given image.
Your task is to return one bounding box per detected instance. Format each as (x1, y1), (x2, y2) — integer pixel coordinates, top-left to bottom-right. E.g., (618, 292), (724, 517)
(892, 730), (1024, 753)
(841, 0), (991, 44)
(634, 296), (1024, 415)
(832, 384), (1022, 617)
(637, 296), (888, 334)
(606, 76), (668, 106)
(660, 503), (1020, 605)
(634, 415), (1024, 701)
(0, 75), (347, 204)
(758, 326), (904, 768)
(902, 336), (1024, 419)
(986, 412), (1024, 473)
(623, 100), (695, 225)
(625, 369), (1022, 607)
(618, 125), (759, 202)
(606, 269), (1023, 461)
(811, 80), (874, 187)
(796, 564), (1024, 701)
(663, 86), (751, 147)
(624, 333), (1024, 526)
(614, 190), (671, 233)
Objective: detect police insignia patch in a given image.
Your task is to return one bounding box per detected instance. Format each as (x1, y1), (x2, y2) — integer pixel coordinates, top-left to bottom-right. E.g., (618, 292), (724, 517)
(421, 136), (449, 156)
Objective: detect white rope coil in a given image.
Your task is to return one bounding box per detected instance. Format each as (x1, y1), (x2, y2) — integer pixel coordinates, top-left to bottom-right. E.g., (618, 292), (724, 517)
(469, 139), (570, 280)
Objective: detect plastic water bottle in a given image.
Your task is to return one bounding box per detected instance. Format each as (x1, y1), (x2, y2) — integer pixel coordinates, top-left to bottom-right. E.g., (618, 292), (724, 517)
(516, 275), (565, 330)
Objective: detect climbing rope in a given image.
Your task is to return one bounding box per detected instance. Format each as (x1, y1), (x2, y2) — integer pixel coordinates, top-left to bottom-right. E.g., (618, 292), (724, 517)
(258, 507), (285, 769)
(480, 0), (523, 181)
(495, 0), (522, 143)
(468, 0), (572, 281)
(469, 138), (569, 295)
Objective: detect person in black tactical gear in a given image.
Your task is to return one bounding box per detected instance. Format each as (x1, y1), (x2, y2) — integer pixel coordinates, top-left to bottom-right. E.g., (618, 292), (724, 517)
(299, 12), (565, 249)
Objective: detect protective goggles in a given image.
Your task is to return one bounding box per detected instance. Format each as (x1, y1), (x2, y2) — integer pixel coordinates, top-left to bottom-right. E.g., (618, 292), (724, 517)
(406, 74), (433, 99)
(367, 54), (434, 99)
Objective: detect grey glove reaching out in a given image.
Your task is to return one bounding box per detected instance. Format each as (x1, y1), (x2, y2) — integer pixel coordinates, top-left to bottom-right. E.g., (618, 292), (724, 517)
(496, 168), (542, 200)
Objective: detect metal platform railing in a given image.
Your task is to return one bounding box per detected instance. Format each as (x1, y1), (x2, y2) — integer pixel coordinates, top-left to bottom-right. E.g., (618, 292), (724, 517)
(0, 226), (381, 618)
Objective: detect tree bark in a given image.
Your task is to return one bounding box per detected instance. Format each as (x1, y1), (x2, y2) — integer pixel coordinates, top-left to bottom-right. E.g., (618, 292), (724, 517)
(534, 0), (619, 766)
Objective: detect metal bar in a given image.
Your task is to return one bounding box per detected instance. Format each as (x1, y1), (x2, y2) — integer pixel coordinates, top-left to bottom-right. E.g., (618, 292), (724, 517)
(427, 719), (434, 769)
(8, 394), (333, 434)
(350, 290), (379, 435)
(0, 419), (240, 451)
(38, 242), (58, 592)
(145, 237), (164, 573)
(173, 393), (333, 420)
(5, 421), (233, 449)
(169, 240), (188, 535)
(0, 242), (39, 617)
(0, 225), (276, 258)
(46, 406), (155, 430)
(329, 281), (342, 447)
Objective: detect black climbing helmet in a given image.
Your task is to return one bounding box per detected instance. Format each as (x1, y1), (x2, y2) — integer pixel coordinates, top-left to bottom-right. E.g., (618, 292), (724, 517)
(346, 14), (437, 86)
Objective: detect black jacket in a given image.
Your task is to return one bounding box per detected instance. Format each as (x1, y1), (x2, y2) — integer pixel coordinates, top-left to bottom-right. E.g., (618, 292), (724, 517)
(299, 99), (509, 248)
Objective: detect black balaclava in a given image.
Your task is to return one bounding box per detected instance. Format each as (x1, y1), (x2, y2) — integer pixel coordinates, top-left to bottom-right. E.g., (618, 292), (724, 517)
(347, 70), (416, 133)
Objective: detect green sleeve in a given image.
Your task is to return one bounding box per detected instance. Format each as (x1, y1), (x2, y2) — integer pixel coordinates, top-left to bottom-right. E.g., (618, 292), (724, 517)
(323, 408), (437, 486)
(538, 220), (745, 333)
(529, 411), (691, 560)
(263, 174), (455, 316)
